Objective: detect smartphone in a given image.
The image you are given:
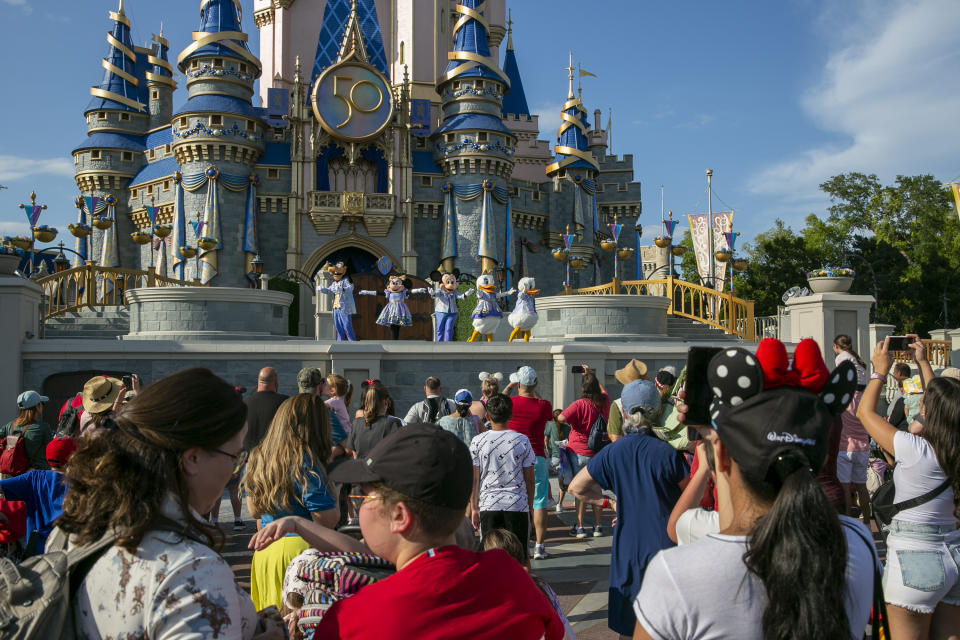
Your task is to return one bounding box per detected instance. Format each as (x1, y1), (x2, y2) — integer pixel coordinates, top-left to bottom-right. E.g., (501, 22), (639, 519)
(571, 365), (585, 374)
(122, 375), (133, 387)
(684, 347), (722, 427)
(887, 336), (910, 352)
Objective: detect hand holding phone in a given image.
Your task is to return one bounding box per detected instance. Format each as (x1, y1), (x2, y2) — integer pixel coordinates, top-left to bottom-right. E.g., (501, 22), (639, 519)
(886, 336), (909, 352)
(683, 347), (722, 427)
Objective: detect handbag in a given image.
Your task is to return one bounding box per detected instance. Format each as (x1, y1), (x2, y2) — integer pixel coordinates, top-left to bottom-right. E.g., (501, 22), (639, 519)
(872, 477), (951, 529)
(586, 412), (609, 453)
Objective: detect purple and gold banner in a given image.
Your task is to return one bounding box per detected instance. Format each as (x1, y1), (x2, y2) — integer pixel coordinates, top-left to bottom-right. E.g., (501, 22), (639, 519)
(687, 211), (733, 290)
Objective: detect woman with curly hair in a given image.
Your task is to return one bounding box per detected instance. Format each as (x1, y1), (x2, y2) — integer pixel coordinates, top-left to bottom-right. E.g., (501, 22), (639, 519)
(858, 336), (960, 639)
(58, 367), (284, 638)
(243, 393), (339, 611)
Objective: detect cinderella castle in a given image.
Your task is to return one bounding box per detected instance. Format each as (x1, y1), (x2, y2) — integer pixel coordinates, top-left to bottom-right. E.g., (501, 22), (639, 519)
(72, 0), (644, 296)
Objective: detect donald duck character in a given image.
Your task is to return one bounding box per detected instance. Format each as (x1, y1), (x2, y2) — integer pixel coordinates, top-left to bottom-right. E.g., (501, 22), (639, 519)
(468, 273), (514, 342)
(316, 261), (357, 341)
(412, 271), (474, 342)
(508, 277), (539, 342)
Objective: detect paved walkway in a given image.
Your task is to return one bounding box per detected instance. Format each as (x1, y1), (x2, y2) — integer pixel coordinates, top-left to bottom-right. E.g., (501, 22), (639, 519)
(215, 480), (620, 639)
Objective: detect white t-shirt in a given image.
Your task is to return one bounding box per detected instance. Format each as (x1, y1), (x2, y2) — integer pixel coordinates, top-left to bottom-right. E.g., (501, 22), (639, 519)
(634, 516), (875, 640)
(835, 351), (867, 385)
(675, 508), (720, 545)
(470, 428), (535, 512)
(893, 430), (955, 526)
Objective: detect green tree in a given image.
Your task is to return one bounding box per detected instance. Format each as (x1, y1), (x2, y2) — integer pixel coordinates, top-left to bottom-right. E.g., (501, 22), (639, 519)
(734, 221), (820, 316)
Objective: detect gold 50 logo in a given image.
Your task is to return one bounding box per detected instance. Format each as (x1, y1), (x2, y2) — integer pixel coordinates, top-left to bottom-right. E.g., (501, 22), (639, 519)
(311, 61), (394, 142)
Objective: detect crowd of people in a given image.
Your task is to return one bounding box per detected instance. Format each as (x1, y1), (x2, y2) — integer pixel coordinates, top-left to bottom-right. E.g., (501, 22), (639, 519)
(0, 332), (957, 639)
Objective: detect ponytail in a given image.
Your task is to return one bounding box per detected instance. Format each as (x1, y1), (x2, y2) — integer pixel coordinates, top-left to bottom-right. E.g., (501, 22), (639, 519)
(833, 334), (866, 370)
(742, 460), (850, 640)
(343, 381), (353, 409)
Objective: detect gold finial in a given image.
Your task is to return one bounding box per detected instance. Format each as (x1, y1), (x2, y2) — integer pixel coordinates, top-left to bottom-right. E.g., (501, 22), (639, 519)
(668, 210), (673, 220)
(337, 0), (368, 63)
(565, 52), (574, 100)
(159, 21), (164, 38)
(118, 0), (125, 15)
(18, 191), (46, 212)
(506, 9), (514, 51)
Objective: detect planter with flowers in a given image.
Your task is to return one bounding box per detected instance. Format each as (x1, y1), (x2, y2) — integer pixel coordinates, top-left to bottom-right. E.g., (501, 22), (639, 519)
(0, 245), (24, 275)
(806, 266), (855, 294)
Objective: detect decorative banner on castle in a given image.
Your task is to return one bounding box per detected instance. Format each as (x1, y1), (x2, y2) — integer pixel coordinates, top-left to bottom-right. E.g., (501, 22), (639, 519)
(312, 60), (394, 142)
(266, 88), (289, 128)
(21, 204), (43, 227)
(687, 211), (733, 290)
(410, 99), (431, 136)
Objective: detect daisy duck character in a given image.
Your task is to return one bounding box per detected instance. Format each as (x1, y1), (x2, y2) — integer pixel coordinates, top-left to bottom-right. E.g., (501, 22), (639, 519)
(507, 277), (539, 342)
(412, 271), (473, 342)
(316, 261), (357, 341)
(467, 273), (514, 342)
(360, 274), (415, 341)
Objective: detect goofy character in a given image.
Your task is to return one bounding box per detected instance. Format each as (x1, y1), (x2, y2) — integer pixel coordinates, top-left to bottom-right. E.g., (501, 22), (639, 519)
(413, 271), (473, 342)
(316, 261), (357, 341)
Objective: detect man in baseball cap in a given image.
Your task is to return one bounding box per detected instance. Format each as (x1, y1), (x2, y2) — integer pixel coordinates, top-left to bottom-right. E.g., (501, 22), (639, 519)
(253, 424), (563, 638)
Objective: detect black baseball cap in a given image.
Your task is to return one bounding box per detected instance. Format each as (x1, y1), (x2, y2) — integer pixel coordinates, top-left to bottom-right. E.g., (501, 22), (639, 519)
(329, 424), (472, 510)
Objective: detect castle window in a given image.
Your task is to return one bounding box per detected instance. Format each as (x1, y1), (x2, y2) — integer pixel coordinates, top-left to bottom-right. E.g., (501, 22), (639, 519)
(399, 41), (405, 65)
(165, 144), (171, 153)
(415, 137), (426, 149)
(191, 60), (199, 69)
(213, 58), (223, 68)
(445, 133), (454, 143)
(532, 190), (541, 201)
(122, 152), (132, 162)
(420, 176), (433, 187)
(163, 180), (170, 191)
(267, 168), (279, 179)
(511, 186), (519, 197)
(210, 115), (222, 126)
(273, 128), (284, 141)
(148, 149), (155, 160)
(147, 185), (153, 195)
(131, 189), (138, 198)
(97, 112), (107, 120)
(179, 117), (188, 128)
(478, 132), (488, 142)
(119, 113), (130, 122)
(453, 81), (460, 90)
(246, 120), (256, 132)
(152, 90), (159, 100)
(74, 155), (79, 165)
(91, 151), (101, 160)
(476, 81), (483, 89)
(239, 63), (248, 74)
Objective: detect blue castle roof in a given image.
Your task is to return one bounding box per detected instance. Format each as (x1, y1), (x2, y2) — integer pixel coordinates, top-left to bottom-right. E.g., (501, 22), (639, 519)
(147, 32), (176, 89)
(86, 6), (146, 113)
(434, 112), (513, 137)
(174, 93), (261, 120)
(500, 48), (528, 117)
(72, 132), (145, 154)
(442, 0), (504, 85)
(178, 0), (260, 76)
(312, 0), (388, 84)
(128, 157), (178, 186)
(258, 143), (291, 166)
(145, 127), (173, 149)
(412, 150), (443, 175)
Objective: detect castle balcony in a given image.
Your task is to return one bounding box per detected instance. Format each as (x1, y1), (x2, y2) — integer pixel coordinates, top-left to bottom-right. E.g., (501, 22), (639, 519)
(308, 190), (396, 238)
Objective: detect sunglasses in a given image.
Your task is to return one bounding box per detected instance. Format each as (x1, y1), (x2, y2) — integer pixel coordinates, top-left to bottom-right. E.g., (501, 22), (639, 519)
(211, 447), (248, 474)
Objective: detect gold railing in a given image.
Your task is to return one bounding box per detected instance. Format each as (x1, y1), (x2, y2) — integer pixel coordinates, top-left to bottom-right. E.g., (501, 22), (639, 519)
(36, 263), (196, 320)
(893, 340), (952, 367)
(569, 276), (756, 341)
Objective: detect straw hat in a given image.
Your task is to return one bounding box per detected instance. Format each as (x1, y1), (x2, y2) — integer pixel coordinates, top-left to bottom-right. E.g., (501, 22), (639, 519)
(82, 376), (123, 414)
(615, 359), (648, 385)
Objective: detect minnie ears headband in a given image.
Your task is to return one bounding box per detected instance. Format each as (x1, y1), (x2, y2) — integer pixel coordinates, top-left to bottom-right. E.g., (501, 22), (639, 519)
(707, 338), (859, 423)
(478, 372), (504, 384)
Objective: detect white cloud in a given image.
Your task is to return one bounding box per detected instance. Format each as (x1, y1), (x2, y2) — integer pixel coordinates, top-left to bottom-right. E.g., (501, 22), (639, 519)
(0, 156), (74, 182)
(532, 103), (562, 141)
(748, 0), (960, 210)
(2, 0), (32, 14)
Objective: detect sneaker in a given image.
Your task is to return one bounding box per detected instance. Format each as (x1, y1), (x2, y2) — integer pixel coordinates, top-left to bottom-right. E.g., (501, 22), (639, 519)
(569, 526), (587, 539)
(346, 517), (359, 526)
(232, 519), (244, 531)
(533, 544), (549, 560)
(593, 525), (603, 537)
(555, 502), (563, 514)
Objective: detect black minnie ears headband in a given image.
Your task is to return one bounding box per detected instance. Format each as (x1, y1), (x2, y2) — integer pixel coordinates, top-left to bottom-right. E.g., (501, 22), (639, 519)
(707, 338), (859, 483)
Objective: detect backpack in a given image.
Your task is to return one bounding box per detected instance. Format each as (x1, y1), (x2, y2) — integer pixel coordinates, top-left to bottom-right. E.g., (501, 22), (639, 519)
(0, 424), (33, 477)
(586, 411), (609, 453)
(57, 403), (82, 439)
(0, 519), (203, 639)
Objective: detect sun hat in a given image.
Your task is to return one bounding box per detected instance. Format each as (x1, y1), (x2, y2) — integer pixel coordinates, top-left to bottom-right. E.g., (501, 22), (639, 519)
(901, 374), (923, 395)
(707, 339), (857, 483)
(454, 389), (473, 404)
(330, 424), (472, 510)
(614, 359), (648, 385)
(16, 390), (48, 410)
(46, 437), (78, 468)
(82, 377), (123, 414)
(620, 380), (661, 416)
(509, 366), (538, 387)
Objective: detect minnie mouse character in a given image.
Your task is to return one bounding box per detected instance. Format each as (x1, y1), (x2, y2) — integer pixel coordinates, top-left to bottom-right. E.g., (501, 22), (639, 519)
(360, 274), (416, 340)
(316, 261), (357, 341)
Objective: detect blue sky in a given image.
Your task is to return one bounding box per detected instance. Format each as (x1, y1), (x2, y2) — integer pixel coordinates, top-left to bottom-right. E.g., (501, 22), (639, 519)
(1, 0), (958, 253)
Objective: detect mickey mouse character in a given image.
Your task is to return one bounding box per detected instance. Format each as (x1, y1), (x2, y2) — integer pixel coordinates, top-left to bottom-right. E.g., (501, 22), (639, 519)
(316, 261), (357, 341)
(411, 270), (474, 342)
(360, 274), (417, 341)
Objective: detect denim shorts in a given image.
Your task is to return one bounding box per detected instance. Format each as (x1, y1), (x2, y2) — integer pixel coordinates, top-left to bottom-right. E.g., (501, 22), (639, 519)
(836, 451), (869, 484)
(883, 519), (960, 613)
(571, 453), (592, 476)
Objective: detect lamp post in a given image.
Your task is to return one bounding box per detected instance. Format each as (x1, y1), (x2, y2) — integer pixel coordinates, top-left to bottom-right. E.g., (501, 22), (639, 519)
(706, 169), (715, 290)
(251, 252), (265, 289)
(18, 191), (56, 277)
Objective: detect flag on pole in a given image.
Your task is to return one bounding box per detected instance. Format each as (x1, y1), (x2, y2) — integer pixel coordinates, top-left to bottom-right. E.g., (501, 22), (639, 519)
(579, 68), (597, 78)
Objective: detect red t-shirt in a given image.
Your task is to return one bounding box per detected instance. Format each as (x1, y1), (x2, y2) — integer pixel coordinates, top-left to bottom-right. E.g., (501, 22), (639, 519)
(509, 396), (553, 458)
(561, 394), (610, 457)
(316, 546), (564, 640)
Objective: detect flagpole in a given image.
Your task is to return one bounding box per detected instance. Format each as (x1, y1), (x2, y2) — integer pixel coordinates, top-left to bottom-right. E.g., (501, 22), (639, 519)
(707, 169), (714, 290)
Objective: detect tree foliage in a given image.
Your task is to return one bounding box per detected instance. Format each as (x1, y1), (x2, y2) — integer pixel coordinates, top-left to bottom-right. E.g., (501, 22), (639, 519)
(734, 173), (960, 333)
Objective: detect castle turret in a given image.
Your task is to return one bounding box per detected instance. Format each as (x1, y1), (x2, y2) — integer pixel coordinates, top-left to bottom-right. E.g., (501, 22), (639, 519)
(500, 14), (529, 119)
(146, 29), (176, 130)
(73, 0), (148, 270)
(171, 0), (265, 287)
(432, 0), (516, 275)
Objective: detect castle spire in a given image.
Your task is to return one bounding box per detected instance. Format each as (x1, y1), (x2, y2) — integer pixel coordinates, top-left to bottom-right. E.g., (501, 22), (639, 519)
(546, 53), (598, 177)
(177, 0), (261, 77)
(337, 0), (368, 63)
(440, 0), (510, 88)
(87, 3), (145, 112)
(500, 10), (529, 117)
(506, 9), (513, 51)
